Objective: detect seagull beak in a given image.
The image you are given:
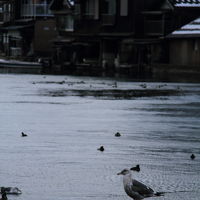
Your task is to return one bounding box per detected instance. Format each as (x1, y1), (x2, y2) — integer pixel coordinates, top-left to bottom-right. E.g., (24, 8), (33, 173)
(117, 171), (122, 175)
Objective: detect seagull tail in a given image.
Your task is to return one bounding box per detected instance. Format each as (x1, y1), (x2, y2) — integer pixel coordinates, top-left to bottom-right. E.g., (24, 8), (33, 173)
(154, 192), (165, 196)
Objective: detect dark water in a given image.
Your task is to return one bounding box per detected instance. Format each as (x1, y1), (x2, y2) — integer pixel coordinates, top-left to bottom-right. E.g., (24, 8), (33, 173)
(0, 74), (200, 200)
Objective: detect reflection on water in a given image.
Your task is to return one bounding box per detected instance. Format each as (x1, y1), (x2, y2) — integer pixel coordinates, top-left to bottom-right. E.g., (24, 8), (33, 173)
(0, 75), (199, 200)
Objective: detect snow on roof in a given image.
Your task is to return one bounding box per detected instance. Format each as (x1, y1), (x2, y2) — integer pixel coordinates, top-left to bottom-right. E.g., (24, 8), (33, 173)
(173, 0), (200, 7)
(68, 0), (74, 5)
(168, 17), (200, 37)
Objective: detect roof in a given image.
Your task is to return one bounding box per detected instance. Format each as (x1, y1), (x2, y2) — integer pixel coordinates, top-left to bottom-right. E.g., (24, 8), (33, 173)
(168, 17), (200, 38)
(49, 0), (73, 11)
(172, 0), (200, 8)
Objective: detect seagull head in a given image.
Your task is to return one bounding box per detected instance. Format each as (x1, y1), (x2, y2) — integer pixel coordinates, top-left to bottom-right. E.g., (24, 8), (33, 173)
(117, 169), (131, 176)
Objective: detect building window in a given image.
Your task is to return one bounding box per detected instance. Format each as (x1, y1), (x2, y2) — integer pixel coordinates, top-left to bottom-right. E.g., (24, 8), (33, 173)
(21, 0), (52, 17)
(57, 15), (74, 31)
(101, 0), (116, 25)
(102, 0), (116, 15)
(120, 0), (128, 16)
(84, 0), (99, 19)
(85, 0), (95, 15)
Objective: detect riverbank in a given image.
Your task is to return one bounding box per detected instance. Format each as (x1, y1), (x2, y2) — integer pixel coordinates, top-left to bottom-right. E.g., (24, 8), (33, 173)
(0, 55), (199, 83)
(50, 63), (200, 83)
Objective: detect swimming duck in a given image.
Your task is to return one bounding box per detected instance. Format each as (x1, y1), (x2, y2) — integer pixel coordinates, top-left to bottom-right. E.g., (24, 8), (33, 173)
(191, 154), (195, 160)
(130, 165), (140, 172)
(97, 146), (104, 152)
(21, 132), (27, 137)
(115, 132), (121, 137)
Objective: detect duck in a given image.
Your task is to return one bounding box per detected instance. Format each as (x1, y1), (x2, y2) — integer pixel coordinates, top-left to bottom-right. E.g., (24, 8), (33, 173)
(21, 132), (27, 137)
(97, 146), (104, 152)
(115, 132), (121, 137)
(191, 154), (195, 160)
(139, 83), (147, 89)
(130, 165), (140, 172)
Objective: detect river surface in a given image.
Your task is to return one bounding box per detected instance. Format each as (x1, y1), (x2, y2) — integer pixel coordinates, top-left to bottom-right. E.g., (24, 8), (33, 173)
(0, 74), (200, 200)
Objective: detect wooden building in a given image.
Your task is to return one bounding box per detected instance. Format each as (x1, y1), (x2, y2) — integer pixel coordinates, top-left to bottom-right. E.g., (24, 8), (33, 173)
(50, 0), (147, 76)
(168, 17), (200, 66)
(50, 0), (75, 72)
(1, 0), (199, 79)
(49, 0), (200, 77)
(152, 1), (200, 82)
(0, 0), (57, 59)
(0, 0), (16, 56)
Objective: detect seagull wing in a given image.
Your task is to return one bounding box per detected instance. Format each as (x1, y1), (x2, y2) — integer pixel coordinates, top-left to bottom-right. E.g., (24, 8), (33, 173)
(132, 179), (154, 197)
(124, 184), (144, 200)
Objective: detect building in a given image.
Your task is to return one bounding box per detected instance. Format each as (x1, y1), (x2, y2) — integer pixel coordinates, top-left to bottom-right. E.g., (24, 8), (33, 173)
(0, 0), (57, 59)
(0, 0), (16, 56)
(151, 0), (200, 82)
(49, 0), (200, 77)
(50, 0), (75, 73)
(168, 17), (200, 66)
(1, 0), (199, 80)
(51, 0), (147, 76)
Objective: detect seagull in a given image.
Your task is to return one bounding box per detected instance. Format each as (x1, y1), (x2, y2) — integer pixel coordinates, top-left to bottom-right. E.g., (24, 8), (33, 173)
(0, 192), (7, 200)
(117, 169), (163, 200)
(0, 189), (8, 200)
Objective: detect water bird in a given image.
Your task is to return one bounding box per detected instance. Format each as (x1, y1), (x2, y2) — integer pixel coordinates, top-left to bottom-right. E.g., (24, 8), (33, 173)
(156, 84), (167, 89)
(21, 132), (27, 137)
(139, 84), (147, 89)
(59, 81), (65, 84)
(0, 187), (22, 195)
(117, 169), (163, 200)
(0, 193), (7, 200)
(112, 82), (117, 88)
(191, 154), (195, 160)
(130, 165), (140, 172)
(97, 146), (104, 152)
(115, 132), (121, 137)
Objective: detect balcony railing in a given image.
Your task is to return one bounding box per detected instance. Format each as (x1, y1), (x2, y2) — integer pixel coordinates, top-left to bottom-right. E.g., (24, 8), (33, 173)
(21, 4), (53, 17)
(0, 12), (12, 22)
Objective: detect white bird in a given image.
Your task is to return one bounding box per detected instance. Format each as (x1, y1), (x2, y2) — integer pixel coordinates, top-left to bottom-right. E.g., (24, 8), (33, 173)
(117, 169), (163, 200)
